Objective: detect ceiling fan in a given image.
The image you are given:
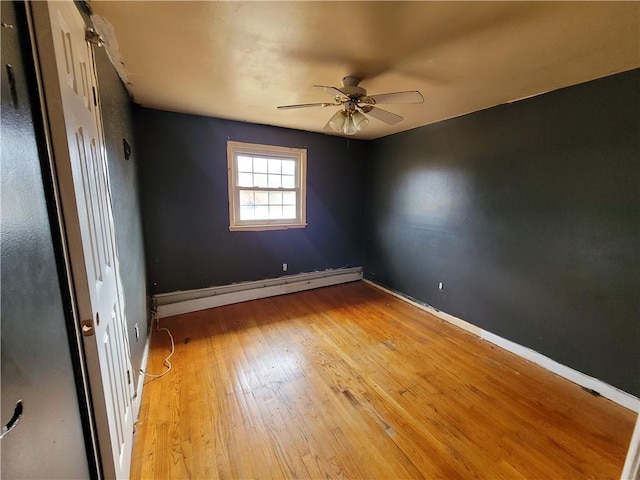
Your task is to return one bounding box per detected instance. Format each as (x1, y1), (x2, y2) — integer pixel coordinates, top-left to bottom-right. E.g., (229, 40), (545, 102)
(277, 76), (424, 135)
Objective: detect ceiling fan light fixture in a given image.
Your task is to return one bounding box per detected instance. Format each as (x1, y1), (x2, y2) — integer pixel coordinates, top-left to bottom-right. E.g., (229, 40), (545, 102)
(328, 110), (347, 132)
(277, 76), (420, 136)
(343, 113), (358, 135)
(352, 111), (369, 131)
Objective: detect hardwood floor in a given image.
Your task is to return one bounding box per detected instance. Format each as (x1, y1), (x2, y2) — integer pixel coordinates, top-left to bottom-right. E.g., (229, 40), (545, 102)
(132, 281), (636, 479)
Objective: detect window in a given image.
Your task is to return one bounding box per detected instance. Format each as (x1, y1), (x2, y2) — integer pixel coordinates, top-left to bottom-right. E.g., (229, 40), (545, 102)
(227, 141), (307, 231)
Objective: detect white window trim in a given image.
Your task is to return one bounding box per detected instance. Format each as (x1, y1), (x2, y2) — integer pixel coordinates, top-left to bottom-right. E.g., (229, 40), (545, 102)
(227, 140), (307, 232)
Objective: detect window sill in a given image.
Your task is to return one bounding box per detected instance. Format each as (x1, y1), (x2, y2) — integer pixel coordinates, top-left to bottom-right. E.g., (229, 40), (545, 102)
(229, 223), (307, 232)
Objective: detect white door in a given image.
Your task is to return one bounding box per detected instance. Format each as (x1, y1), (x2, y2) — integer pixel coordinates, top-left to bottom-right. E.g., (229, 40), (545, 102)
(31, 1), (134, 478)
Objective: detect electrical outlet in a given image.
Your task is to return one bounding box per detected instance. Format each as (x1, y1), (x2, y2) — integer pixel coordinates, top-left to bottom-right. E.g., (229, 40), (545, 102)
(282, 263), (288, 272)
(134, 323), (139, 341)
(438, 282), (444, 291)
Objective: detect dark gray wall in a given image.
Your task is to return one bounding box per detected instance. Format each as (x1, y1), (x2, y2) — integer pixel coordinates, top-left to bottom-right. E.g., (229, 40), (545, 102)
(1, 2), (90, 477)
(363, 70), (640, 396)
(133, 108), (365, 294)
(93, 45), (148, 377)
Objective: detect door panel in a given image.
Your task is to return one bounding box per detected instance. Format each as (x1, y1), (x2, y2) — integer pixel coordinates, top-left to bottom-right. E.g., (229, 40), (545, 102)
(31, 1), (134, 477)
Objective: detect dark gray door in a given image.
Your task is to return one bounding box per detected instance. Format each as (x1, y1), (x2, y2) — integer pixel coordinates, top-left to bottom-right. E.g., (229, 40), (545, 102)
(0, 2), (90, 478)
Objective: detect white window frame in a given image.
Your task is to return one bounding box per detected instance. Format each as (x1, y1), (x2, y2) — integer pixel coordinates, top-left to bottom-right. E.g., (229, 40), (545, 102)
(227, 140), (307, 231)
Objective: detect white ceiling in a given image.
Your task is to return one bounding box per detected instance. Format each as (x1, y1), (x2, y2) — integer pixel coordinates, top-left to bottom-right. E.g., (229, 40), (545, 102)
(90, 1), (640, 140)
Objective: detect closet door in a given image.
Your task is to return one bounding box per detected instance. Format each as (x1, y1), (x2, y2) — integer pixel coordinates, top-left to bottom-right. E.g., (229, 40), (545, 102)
(31, 1), (134, 477)
(0, 1), (90, 478)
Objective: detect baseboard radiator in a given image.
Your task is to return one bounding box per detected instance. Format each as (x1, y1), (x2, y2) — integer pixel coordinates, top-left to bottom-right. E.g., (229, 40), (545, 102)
(154, 267), (362, 318)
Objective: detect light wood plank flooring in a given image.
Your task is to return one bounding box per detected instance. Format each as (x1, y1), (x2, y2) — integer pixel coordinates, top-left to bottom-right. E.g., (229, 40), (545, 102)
(132, 281), (636, 479)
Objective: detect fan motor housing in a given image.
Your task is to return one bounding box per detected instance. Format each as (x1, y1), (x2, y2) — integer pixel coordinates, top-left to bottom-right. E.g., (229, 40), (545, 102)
(341, 76), (366, 99)
(341, 85), (366, 98)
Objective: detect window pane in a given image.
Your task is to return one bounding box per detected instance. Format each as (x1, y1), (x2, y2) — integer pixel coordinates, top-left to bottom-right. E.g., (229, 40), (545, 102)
(269, 205), (283, 219)
(268, 159), (281, 174)
(255, 205), (268, 218)
(238, 172), (253, 187)
(282, 175), (295, 188)
(240, 206), (255, 220)
(229, 141), (306, 230)
(282, 205), (296, 219)
(269, 191), (282, 205)
(254, 191), (268, 205)
(268, 174), (281, 188)
(239, 190), (254, 206)
(282, 191), (296, 205)
(282, 160), (295, 175)
(253, 157), (268, 173)
(254, 173), (268, 187)
(237, 155), (253, 172)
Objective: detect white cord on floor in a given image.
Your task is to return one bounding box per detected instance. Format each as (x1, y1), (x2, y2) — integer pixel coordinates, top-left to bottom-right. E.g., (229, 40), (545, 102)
(140, 309), (175, 379)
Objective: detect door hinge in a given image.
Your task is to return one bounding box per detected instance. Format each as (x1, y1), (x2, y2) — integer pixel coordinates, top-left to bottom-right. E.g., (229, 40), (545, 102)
(85, 27), (104, 47)
(92, 86), (98, 107)
(127, 370), (131, 385)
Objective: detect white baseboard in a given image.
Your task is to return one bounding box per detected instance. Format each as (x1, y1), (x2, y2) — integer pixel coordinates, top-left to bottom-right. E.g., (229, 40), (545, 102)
(480, 331), (639, 412)
(132, 333), (150, 424)
(155, 267), (363, 318)
(363, 280), (483, 337)
(363, 280), (639, 413)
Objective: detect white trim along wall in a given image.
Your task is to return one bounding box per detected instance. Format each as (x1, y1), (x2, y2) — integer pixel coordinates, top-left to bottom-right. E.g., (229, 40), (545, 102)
(152, 272), (638, 413)
(150, 273), (638, 477)
(363, 279), (639, 414)
(132, 334), (150, 424)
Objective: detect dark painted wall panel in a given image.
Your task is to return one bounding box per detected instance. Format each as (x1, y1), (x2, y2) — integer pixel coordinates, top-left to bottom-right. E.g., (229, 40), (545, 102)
(133, 108), (365, 294)
(93, 46), (148, 378)
(364, 70), (640, 396)
(1, 2), (90, 477)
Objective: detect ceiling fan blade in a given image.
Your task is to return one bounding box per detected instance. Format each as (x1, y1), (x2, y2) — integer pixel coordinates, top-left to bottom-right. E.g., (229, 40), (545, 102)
(368, 90), (424, 104)
(366, 107), (403, 125)
(277, 102), (337, 110)
(313, 85), (348, 97)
